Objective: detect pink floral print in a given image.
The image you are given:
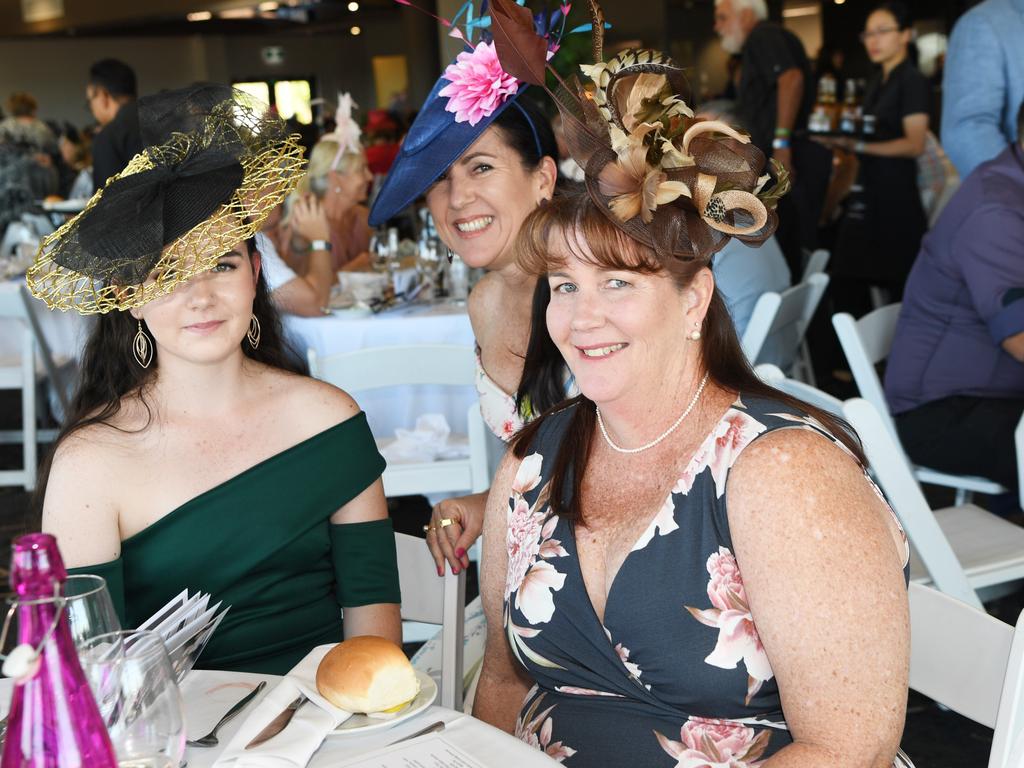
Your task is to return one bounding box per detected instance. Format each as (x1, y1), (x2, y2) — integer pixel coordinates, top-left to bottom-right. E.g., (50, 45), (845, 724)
(516, 691), (578, 762)
(505, 453), (570, 668)
(685, 547), (774, 705)
(654, 716), (770, 768)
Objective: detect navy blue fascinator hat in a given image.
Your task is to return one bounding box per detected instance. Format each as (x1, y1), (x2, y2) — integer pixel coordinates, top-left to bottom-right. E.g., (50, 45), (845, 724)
(369, 0), (592, 226)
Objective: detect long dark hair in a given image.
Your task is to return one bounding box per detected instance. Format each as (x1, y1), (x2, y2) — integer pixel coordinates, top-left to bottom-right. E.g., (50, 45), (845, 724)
(511, 191), (866, 526)
(33, 237), (306, 509)
(487, 98), (570, 416)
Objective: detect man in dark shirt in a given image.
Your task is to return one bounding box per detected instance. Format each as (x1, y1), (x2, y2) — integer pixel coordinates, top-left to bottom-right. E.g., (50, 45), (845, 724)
(87, 59), (141, 190)
(713, 0), (831, 274)
(884, 101), (1024, 489)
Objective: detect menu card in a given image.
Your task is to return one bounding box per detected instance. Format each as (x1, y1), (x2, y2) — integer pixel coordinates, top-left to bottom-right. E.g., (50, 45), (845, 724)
(336, 735), (487, 768)
(136, 588), (229, 681)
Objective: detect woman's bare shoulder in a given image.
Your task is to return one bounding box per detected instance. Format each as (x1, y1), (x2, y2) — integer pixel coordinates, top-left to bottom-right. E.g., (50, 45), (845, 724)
(257, 366), (361, 435)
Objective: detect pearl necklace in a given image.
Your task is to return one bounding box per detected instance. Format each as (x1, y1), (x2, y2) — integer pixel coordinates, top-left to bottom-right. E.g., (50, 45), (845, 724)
(596, 372), (710, 454)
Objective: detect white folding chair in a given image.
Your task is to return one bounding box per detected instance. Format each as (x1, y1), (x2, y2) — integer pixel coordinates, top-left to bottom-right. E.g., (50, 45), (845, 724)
(1015, 414), (1024, 511)
(844, 397), (1024, 608)
(0, 287), (39, 490)
(754, 363), (843, 417)
(800, 248), (830, 283)
(833, 306), (1007, 504)
(395, 532), (466, 711)
(307, 344), (489, 498)
(908, 583), (1024, 768)
(742, 274), (829, 375)
(796, 249), (830, 384)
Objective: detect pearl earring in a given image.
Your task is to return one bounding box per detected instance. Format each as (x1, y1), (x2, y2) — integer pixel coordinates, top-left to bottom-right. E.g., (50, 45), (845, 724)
(689, 329), (701, 341)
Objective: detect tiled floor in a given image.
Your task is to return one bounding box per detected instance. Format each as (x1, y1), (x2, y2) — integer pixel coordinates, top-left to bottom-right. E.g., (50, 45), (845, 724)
(0, 392), (1018, 765)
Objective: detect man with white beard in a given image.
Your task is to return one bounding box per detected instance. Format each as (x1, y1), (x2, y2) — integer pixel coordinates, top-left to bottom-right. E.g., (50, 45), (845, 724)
(713, 0), (831, 275)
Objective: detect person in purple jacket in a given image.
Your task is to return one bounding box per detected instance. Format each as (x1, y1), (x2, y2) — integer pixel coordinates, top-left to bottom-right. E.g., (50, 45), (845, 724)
(884, 100), (1024, 489)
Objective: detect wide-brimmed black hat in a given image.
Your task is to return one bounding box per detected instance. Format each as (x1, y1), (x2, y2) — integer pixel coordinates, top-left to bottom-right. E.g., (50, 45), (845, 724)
(27, 83), (305, 314)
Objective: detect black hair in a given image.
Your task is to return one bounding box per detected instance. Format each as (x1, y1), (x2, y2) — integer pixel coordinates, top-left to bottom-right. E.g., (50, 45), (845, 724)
(491, 97), (559, 172)
(489, 98), (567, 418)
(870, 1), (912, 29)
(33, 236), (306, 511)
(88, 59), (137, 99)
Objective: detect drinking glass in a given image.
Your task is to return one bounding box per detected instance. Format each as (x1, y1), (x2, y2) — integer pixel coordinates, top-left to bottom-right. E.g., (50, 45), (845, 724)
(64, 574), (122, 648)
(78, 630), (186, 768)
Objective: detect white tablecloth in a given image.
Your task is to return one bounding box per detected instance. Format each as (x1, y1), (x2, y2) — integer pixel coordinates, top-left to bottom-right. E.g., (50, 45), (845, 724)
(285, 302), (477, 439)
(180, 670), (552, 767)
(0, 669), (554, 767)
(0, 279), (91, 363)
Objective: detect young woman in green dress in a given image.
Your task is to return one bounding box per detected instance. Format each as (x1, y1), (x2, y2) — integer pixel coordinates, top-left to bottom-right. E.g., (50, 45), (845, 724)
(31, 84), (402, 675)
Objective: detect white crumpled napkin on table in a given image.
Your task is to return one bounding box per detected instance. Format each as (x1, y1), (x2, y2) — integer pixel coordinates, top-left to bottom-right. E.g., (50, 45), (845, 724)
(378, 414), (469, 464)
(213, 644), (349, 768)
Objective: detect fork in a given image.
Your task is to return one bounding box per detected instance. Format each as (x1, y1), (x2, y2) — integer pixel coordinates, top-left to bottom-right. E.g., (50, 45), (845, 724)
(187, 681), (266, 748)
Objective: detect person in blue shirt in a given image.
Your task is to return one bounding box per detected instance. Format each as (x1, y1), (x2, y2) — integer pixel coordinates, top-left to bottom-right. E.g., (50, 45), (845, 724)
(941, 0), (1024, 178)
(884, 100), (1024, 489)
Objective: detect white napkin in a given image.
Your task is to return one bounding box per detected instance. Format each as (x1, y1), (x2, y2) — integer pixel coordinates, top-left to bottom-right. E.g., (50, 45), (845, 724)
(379, 414), (465, 464)
(214, 644), (350, 768)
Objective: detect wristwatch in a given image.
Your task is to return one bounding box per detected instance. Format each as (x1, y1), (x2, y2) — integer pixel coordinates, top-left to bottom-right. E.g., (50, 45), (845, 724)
(310, 239), (333, 252)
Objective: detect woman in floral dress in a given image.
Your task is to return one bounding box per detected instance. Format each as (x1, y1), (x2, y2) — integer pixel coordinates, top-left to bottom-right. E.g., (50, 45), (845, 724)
(472, 33), (912, 768)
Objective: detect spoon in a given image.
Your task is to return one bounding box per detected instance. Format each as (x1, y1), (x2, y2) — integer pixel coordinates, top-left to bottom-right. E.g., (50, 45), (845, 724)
(187, 681), (267, 748)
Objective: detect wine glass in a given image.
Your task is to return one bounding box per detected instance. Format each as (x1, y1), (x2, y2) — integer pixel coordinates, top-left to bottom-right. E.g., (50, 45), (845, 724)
(78, 630), (186, 768)
(64, 574), (122, 648)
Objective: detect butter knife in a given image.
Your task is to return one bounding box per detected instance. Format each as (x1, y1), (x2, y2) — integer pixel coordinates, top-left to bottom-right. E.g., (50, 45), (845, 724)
(244, 694), (307, 749)
(386, 720), (446, 746)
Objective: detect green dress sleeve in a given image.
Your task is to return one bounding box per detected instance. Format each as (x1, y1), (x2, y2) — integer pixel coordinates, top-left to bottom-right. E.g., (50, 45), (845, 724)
(68, 558), (127, 627)
(331, 519), (401, 607)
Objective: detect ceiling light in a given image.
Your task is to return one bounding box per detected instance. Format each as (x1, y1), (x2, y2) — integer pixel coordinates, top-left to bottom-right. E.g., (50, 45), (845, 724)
(259, 1), (279, 10)
(187, 10), (212, 20)
(350, 25), (361, 34)
(220, 6), (255, 17)
(348, 1), (359, 9)
(835, 0), (846, 4)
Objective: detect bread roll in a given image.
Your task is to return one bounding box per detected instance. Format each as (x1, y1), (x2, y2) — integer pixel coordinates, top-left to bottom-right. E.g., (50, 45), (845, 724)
(316, 636), (420, 713)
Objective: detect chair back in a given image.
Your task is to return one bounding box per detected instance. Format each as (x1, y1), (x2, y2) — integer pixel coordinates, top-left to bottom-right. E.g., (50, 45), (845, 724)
(909, 583), (1024, 768)
(801, 248), (830, 282)
(754, 364), (843, 418)
(842, 397), (981, 607)
(743, 274), (830, 367)
(308, 344), (489, 497)
(395, 532), (466, 711)
(740, 291), (781, 362)
(0, 287), (37, 489)
(832, 304), (901, 435)
(309, 345), (476, 390)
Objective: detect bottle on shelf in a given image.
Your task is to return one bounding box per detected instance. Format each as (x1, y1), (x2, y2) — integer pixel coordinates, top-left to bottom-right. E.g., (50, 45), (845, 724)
(1, 533), (118, 768)
(839, 79), (861, 135)
(809, 73), (838, 133)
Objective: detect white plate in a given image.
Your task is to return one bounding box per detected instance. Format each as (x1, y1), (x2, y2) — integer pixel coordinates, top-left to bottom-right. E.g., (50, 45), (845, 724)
(329, 670), (437, 735)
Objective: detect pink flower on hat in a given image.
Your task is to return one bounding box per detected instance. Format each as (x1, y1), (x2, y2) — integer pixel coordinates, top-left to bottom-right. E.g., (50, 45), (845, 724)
(438, 40), (519, 126)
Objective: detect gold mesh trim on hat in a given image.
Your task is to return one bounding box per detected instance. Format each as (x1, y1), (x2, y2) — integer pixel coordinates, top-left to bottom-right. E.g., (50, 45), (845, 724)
(26, 99), (305, 315)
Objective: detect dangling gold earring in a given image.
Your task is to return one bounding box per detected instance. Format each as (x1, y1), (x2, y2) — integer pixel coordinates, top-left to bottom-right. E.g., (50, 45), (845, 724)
(132, 320), (153, 368)
(445, 248), (455, 264)
(247, 314), (261, 349)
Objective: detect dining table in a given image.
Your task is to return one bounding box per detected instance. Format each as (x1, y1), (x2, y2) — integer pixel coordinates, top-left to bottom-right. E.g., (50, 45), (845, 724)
(0, 669), (557, 768)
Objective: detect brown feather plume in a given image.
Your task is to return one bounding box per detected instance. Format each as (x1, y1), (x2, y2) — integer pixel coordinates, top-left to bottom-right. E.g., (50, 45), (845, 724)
(489, 0), (548, 85)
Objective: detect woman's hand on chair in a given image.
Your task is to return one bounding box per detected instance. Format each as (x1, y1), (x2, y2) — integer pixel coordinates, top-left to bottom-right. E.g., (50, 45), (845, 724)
(425, 491), (487, 575)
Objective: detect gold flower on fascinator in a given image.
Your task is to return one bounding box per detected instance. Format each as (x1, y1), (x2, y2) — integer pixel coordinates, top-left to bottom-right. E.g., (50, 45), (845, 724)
(486, 0), (790, 262)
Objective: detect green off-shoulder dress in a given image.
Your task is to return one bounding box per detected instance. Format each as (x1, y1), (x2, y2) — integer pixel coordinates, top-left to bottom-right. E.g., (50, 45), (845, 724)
(70, 413), (401, 675)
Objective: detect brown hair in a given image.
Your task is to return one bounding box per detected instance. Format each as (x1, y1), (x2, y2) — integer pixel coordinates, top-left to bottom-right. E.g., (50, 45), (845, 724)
(511, 190), (865, 525)
(6, 92), (37, 117)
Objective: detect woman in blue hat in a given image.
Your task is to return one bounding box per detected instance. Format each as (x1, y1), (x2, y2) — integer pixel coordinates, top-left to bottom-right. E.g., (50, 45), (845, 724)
(369, 34), (572, 575)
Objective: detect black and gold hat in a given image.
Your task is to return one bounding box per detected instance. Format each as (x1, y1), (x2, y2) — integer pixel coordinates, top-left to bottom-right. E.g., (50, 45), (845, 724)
(27, 83), (305, 314)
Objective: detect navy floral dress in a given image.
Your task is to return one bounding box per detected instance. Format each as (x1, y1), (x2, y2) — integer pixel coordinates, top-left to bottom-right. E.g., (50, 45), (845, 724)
(503, 394), (910, 766)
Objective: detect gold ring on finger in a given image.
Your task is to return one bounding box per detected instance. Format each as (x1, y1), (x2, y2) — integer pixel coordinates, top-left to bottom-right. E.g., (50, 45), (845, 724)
(423, 525), (435, 533)
(438, 518), (456, 528)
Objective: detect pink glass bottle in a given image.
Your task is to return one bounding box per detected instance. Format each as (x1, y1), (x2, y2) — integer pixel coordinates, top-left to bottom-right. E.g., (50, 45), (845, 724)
(1, 533), (117, 768)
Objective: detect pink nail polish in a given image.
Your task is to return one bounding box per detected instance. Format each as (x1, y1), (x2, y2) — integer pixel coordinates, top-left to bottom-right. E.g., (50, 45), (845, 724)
(437, 566), (443, 576)
(455, 547), (465, 558)
(452, 566), (460, 575)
